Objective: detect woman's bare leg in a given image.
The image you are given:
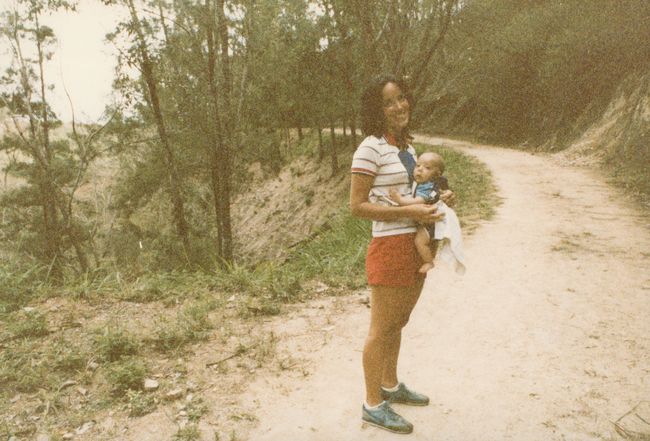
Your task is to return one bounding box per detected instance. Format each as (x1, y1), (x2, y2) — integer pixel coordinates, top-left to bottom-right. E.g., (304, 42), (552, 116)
(380, 332), (401, 389)
(363, 280), (424, 405)
(381, 280), (424, 388)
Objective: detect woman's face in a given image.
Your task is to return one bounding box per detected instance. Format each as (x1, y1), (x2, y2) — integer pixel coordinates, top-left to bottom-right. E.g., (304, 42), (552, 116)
(382, 82), (410, 135)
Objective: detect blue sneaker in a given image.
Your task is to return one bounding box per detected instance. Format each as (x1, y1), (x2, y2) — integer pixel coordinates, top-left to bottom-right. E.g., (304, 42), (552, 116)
(362, 401), (413, 434)
(381, 382), (430, 406)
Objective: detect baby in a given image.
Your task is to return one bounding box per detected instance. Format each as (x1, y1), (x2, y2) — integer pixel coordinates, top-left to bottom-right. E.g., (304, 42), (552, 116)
(389, 152), (450, 273)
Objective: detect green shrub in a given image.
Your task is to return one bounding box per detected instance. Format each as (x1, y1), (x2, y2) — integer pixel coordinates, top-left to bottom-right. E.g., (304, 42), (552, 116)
(0, 261), (48, 314)
(126, 390), (157, 417)
(0, 341), (51, 393)
(105, 357), (147, 396)
(94, 327), (140, 362)
(172, 424), (201, 441)
(6, 310), (49, 339)
(213, 262), (257, 293)
(152, 317), (187, 353)
(186, 397), (209, 422)
(282, 213), (370, 289)
(152, 299), (215, 352)
(51, 339), (87, 373)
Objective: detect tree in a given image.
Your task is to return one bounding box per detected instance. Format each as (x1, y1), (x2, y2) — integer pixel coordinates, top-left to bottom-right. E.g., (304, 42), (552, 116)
(123, 0), (192, 259)
(99, 0), (462, 269)
(0, 0), (108, 279)
(422, 0), (650, 144)
(204, 0), (234, 262)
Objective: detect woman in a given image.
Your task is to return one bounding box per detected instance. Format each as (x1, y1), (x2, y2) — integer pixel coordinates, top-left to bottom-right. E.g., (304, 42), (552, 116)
(350, 74), (455, 434)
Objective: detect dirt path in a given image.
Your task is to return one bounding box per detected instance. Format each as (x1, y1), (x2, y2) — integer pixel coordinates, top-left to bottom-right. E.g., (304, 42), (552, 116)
(239, 137), (650, 441)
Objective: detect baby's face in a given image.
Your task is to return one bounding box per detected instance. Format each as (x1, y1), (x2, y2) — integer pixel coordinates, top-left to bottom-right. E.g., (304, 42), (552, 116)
(413, 155), (442, 183)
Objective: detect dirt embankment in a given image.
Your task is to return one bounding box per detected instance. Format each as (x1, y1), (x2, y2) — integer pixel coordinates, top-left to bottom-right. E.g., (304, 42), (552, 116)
(230, 157), (350, 263)
(555, 71), (650, 206)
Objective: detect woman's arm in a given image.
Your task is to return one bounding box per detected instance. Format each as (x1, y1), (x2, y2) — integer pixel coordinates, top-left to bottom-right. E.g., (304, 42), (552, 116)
(350, 174), (443, 223)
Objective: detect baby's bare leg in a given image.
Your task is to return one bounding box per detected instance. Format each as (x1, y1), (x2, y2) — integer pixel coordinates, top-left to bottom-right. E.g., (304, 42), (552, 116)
(430, 239), (439, 259)
(415, 227), (434, 273)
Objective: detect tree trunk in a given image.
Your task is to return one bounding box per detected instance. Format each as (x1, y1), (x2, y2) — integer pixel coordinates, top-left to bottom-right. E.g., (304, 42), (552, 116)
(40, 179), (63, 280)
(33, 15), (64, 279)
(317, 125), (324, 160)
(329, 119), (338, 175)
(215, 0), (234, 263)
(351, 0), (378, 79)
(410, 1), (458, 103)
(205, 0), (226, 261)
(328, 0), (357, 156)
(126, 0), (191, 261)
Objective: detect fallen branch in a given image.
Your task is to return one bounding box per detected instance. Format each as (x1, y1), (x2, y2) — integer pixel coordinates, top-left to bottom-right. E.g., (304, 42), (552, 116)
(205, 345), (250, 367)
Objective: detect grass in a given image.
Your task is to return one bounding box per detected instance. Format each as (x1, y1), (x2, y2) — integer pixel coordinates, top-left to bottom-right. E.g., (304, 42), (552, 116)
(0, 339), (53, 393)
(118, 271), (219, 304)
(186, 397), (209, 422)
(0, 134), (498, 439)
(0, 336), (91, 398)
(0, 260), (49, 314)
(94, 326), (141, 362)
(4, 310), (49, 339)
(105, 357), (148, 396)
(282, 213), (370, 289)
(0, 135), (497, 315)
(50, 337), (88, 372)
(126, 390), (157, 417)
(151, 298), (216, 352)
(609, 142), (650, 208)
(173, 424), (201, 441)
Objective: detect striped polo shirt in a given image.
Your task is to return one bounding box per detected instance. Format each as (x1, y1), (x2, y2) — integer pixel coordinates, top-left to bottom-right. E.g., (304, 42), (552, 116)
(351, 135), (417, 237)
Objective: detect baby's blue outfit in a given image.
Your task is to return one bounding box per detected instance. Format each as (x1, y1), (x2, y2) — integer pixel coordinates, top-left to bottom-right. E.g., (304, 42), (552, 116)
(413, 177), (449, 238)
(414, 181), (438, 203)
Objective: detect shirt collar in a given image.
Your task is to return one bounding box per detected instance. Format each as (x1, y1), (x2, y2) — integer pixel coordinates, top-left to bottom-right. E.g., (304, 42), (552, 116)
(383, 133), (408, 150)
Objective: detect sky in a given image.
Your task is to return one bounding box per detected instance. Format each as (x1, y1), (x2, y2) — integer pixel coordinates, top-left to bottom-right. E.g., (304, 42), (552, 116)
(1, 0), (126, 123)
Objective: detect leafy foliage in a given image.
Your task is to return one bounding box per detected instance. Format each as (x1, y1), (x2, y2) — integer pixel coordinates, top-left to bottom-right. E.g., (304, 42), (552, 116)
(423, 0), (650, 144)
(0, 1), (109, 279)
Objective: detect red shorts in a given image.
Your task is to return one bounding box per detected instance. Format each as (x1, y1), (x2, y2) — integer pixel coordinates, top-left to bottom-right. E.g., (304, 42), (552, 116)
(366, 233), (426, 287)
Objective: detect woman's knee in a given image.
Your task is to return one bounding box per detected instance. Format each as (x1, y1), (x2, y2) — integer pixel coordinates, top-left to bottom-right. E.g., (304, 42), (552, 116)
(367, 320), (403, 343)
(397, 311), (412, 329)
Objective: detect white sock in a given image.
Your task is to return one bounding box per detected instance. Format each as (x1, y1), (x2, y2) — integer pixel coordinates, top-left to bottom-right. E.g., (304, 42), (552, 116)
(363, 401), (384, 410)
(382, 383), (400, 392)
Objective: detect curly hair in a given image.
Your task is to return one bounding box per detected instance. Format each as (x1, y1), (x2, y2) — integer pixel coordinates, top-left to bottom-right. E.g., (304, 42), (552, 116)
(360, 74), (413, 138)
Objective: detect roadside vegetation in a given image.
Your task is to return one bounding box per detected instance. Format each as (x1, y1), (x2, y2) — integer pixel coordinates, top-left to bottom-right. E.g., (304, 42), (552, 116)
(0, 134), (497, 440)
(5, 0), (645, 438)
(419, 0), (650, 204)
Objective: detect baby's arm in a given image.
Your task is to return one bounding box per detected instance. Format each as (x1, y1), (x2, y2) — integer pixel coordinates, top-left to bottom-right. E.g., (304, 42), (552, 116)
(388, 188), (426, 206)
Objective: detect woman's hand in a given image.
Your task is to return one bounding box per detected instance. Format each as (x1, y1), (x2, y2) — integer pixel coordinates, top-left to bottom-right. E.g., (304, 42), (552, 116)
(440, 190), (456, 207)
(407, 203), (445, 224)
(351, 174), (443, 223)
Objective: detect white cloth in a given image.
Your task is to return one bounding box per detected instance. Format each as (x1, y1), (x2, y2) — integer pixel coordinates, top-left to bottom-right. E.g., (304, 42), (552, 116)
(433, 201), (466, 275)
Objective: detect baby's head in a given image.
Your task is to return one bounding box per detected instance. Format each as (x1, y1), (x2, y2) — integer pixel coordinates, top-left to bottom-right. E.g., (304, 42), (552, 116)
(413, 152), (444, 183)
